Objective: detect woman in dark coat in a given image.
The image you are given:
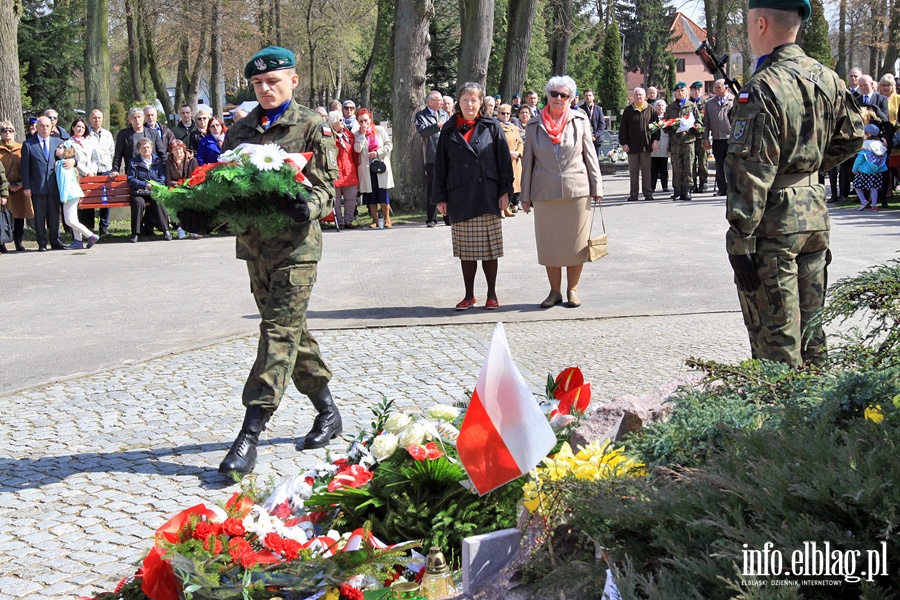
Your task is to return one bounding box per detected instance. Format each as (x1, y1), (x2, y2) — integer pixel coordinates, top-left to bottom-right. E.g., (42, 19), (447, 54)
(432, 81), (514, 310)
(127, 137), (169, 242)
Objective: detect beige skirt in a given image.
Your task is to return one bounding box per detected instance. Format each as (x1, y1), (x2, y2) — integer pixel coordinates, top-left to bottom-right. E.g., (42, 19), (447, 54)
(533, 196), (591, 267)
(451, 213), (503, 261)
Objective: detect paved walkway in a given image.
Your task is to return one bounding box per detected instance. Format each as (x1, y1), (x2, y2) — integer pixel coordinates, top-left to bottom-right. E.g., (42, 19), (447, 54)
(1, 173), (898, 599)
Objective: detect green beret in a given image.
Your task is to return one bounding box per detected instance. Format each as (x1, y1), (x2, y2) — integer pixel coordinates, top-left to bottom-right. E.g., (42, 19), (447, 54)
(244, 46), (296, 79)
(748, 0), (811, 21)
(690, 81), (703, 89)
(673, 81), (687, 92)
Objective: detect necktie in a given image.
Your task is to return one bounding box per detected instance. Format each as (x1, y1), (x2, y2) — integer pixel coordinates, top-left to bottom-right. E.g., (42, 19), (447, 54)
(863, 95), (869, 104)
(43, 139), (49, 160)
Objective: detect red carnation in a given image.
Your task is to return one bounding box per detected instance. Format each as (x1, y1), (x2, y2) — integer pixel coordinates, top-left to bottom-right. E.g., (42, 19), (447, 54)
(192, 520), (220, 541)
(228, 537), (254, 565)
(339, 584), (364, 600)
(186, 162), (217, 186)
(264, 532), (284, 554)
(281, 537), (302, 561)
(202, 535), (223, 554)
(225, 493), (254, 518)
(221, 517), (246, 538)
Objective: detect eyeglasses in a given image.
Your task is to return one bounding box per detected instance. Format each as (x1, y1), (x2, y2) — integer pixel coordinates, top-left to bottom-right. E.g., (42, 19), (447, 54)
(498, 112), (510, 115)
(197, 116), (209, 120)
(48, 116), (58, 120)
(0, 128), (13, 133)
(548, 91), (570, 100)
(343, 107), (354, 110)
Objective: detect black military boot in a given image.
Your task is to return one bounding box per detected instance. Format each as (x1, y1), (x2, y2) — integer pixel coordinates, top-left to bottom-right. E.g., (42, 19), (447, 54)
(218, 406), (272, 475)
(671, 187), (681, 201)
(683, 189), (693, 201)
(297, 386), (343, 450)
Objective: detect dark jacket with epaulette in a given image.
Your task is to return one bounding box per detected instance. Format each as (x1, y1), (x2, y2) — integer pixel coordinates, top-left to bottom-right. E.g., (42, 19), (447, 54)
(724, 43), (864, 255)
(224, 100), (338, 265)
(431, 116), (514, 224)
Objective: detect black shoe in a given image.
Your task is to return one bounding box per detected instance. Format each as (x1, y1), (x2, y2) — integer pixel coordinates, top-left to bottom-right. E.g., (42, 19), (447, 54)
(51, 243), (67, 250)
(626, 197), (639, 202)
(99, 227), (109, 236)
(671, 188), (681, 201)
(427, 221), (435, 228)
(15, 242), (25, 252)
(644, 195), (655, 201)
(683, 192), (692, 201)
(297, 386), (343, 450)
(164, 231), (172, 241)
(130, 235), (139, 243)
(218, 406), (273, 476)
(0, 244), (7, 254)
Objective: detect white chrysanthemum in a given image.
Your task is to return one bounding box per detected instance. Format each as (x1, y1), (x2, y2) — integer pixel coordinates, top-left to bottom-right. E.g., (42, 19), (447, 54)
(249, 144), (285, 171)
(217, 149), (243, 164)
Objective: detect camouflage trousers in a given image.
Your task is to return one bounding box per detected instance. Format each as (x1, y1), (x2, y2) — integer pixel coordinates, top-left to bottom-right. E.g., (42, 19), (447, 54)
(242, 260), (332, 411)
(670, 137), (695, 191)
(693, 138), (708, 183)
(735, 231), (829, 367)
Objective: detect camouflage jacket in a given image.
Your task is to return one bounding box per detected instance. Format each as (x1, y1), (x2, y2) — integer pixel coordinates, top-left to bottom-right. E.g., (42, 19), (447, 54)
(663, 98), (702, 143)
(724, 44), (863, 255)
(224, 100), (338, 264)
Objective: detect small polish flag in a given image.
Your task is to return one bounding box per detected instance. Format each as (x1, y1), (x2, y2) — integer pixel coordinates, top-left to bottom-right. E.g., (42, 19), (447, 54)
(738, 92), (750, 103)
(457, 322), (557, 496)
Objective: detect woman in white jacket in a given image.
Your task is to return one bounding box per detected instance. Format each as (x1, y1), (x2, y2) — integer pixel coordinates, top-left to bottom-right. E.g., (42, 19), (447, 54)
(354, 108), (395, 228)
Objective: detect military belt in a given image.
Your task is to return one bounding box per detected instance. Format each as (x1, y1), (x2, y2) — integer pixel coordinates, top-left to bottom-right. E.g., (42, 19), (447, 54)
(772, 172), (816, 189)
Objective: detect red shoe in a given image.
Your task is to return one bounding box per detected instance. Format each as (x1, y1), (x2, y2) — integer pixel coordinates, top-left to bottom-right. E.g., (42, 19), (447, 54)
(484, 298), (500, 309)
(455, 297), (477, 310)
(872, 205), (878, 211)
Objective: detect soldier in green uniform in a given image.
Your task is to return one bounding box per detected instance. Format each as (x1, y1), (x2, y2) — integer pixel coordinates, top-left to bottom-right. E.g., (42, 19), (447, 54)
(664, 81), (702, 201)
(689, 81), (709, 193)
(725, 0), (863, 367)
(217, 46), (341, 475)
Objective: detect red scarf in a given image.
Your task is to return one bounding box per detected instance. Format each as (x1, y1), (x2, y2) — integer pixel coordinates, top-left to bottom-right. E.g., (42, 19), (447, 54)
(541, 106), (570, 145)
(456, 115), (477, 143)
(366, 126), (380, 153)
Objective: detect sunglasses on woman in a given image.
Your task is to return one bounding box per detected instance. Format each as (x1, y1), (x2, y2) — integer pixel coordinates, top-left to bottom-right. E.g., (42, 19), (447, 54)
(549, 90), (570, 99)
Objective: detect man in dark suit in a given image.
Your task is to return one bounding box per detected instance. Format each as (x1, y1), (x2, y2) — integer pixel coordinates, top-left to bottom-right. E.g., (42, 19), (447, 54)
(579, 89), (605, 158)
(111, 107), (166, 175)
(21, 116), (70, 250)
(416, 90), (450, 227)
(853, 75), (888, 121)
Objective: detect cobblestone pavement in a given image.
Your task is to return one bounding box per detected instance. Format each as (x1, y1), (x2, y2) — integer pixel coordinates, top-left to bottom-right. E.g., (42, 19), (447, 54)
(1, 312), (748, 600)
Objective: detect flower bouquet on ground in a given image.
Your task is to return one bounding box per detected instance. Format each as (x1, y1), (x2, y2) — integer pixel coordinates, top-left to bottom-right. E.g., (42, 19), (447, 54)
(151, 143), (313, 236)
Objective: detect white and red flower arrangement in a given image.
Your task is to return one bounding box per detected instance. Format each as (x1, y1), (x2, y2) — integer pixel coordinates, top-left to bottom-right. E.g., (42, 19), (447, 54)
(151, 143), (315, 235)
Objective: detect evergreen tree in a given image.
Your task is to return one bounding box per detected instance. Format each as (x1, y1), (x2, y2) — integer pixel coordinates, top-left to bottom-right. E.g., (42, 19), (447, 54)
(618, 0), (675, 88)
(800, 0), (834, 68)
(597, 19), (628, 113)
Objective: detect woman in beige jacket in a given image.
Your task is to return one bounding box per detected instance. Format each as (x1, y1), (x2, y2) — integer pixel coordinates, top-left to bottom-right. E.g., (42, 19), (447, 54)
(521, 76), (603, 308)
(354, 108), (395, 228)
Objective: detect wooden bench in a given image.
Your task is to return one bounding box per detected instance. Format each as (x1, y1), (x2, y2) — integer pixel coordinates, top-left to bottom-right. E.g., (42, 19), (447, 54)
(78, 174), (132, 209)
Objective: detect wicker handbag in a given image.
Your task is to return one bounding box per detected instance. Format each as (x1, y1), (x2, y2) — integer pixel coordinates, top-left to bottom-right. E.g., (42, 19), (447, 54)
(586, 199), (608, 262)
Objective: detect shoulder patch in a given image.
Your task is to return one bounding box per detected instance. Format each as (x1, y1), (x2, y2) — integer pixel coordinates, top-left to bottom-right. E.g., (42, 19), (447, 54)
(732, 119), (748, 141)
(327, 147), (338, 169)
(738, 92), (750, 103)
(322, 125), (333, 137)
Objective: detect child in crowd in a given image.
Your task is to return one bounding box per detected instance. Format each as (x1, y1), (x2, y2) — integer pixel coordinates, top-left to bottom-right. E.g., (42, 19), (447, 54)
(55, 141), (98, 249)
(852, 124), (888, 212)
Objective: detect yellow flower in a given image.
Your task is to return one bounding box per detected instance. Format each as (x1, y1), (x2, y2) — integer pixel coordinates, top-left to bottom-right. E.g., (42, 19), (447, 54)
(892, 395), (900, 410)
(324, 588), (340, 600)
(541, 443), (576, 480)
(865, 405), (885, 424)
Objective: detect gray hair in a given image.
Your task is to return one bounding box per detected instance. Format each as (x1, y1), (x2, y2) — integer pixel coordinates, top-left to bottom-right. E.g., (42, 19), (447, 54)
(128, 107), (144, 120)
(545, 76), (577, 98)
(326, 110), (343, 125)
(654, 99), (667, 109)
(426, 90), (442, 102)
(714, 78), (726, 87)
(879, 73), (896, 86)
(143, 105), (157, 114)
(633, 87), (646, 95)
(134, 136), (154, 152)
(849, 67), (862, 76)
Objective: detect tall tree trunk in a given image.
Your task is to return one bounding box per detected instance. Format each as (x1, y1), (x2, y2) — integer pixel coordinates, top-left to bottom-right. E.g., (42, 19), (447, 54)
(142, 15), (175, 119)
(175, 37), (190, 109)
(392, 0), (432, 209)
(259, 0), (271, 45)
(210, 0), (225, 116)
(187, 23), (210, 108)
(836, 0), (846, 78)
(84, 0), (110, 118)
(499, 0), (537, 99)
(0, 0), (24, 141)
(360, 0), (394, 107)
(458, 0), (494, 86)
(882, 0), (899, 75)
(274, 0), (283, 46)
(714, 0), (728, 57)
(307, 0), (317, 106)
(125, 0), (143, 101)
(549, 0), (573, 75)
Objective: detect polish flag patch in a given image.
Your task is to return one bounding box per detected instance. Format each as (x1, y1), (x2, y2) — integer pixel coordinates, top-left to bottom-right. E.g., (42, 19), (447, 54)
(322, 125), (332, 136)
(738, 92), (750, 103)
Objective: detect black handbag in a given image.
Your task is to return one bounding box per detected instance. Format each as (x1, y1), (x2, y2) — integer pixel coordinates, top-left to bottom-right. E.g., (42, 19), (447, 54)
(0, 207), (13, 245)
(370, 159), (387, 174)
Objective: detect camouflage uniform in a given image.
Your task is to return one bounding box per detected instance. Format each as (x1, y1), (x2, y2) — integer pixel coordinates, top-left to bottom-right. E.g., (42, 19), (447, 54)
(692, 96), (709, 190)
(725, 43), (863, 366)
(664, 98), (702, 198)
(224, 100), (339, 411)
